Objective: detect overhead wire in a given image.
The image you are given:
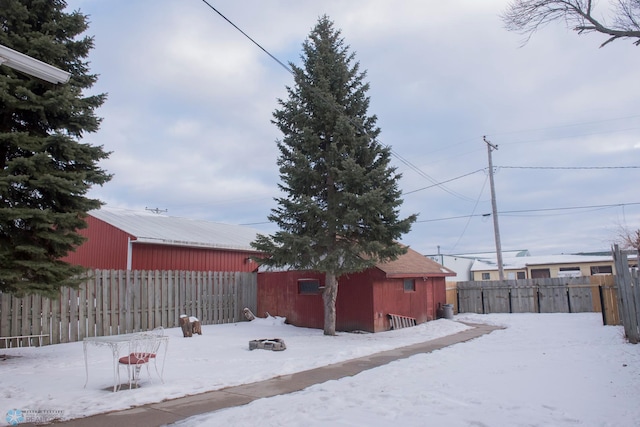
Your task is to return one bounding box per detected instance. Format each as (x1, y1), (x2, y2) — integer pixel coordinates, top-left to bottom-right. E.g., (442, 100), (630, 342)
(200, 0), (293, 74)
(484, 114), (640, 139)
(492, 126), (640, 146)
(449, 173), (489, 251)
(404, 169), (485, 195)
(198, 1), (474, 202)
(198, 2), (640, 232)
(498, 165), (640, 170)
(414, 202), (640, 223)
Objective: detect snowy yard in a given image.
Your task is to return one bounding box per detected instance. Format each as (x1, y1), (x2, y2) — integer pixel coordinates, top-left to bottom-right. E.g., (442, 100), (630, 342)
(1, 313), (639, 426)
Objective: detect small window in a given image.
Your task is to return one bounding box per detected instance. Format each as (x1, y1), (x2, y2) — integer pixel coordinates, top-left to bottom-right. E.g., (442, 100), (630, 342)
(558, 266), (581, 278)
(403, 278), (415, 292)
(517, 271), (526, 279)
(298, 279), (322, 295)
(590, 265), (613, 275)
(481, 273), (490, 280)
(531, 268), (551, 279)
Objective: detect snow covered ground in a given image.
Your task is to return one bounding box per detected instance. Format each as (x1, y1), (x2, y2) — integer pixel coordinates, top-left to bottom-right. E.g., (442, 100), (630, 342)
(1, 313), (638, 426)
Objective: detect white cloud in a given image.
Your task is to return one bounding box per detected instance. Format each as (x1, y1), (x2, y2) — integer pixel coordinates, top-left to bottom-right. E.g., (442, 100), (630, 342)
(67, 0), (640, 255)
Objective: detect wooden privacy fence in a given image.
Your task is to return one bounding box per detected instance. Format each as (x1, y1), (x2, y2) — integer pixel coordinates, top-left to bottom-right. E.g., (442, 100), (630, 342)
(612, 245), (640, 344)
(455, 276), (619, 322)
(0, 270), (257, 348)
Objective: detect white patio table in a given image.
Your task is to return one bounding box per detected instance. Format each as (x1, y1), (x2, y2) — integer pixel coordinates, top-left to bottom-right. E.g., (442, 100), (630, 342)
(83, 332), (168, 392)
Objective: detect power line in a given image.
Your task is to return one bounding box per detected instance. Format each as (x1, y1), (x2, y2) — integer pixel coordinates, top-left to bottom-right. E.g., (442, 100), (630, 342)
(498, 165), (640, 170)
(450, 173), (488, 252)
(484, 114), (640, 138)
(405, 165), (638, 197)
(414, 202), (640, 223)
(404, 169), (485, 195)
(499, 202), (640, 215)
(199, 2), (474, 202)
(200, 0), (292, 74)
(198, 3), (639, 211)
(496, 127), (640, 146)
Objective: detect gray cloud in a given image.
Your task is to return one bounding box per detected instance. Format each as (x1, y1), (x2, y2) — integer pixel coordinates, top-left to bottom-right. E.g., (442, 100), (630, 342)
(68, 0), (640, 256)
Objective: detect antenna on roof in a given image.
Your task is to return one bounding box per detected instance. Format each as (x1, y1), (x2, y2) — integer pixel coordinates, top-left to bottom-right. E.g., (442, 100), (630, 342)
(145, 207), (168, 214)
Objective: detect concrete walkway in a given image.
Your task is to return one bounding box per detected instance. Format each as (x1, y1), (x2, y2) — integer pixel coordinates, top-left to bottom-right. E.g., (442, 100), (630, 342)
(37, 323), (501, 427)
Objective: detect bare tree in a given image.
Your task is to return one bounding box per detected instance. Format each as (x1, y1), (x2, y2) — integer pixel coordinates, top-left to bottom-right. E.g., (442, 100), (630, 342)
(616, 224), (640, 257)
(502, 0), (640, 47)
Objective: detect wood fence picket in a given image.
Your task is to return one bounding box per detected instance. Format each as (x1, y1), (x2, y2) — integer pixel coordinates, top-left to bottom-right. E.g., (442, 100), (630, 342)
(0, 270), (257, 348)
(612, 245), (640, 343)
(457, 276), (604, 316)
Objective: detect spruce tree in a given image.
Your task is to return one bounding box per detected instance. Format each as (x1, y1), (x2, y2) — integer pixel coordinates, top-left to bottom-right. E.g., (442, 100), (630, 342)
(0, 0), (111, 297)
(252, 16), (416, 335)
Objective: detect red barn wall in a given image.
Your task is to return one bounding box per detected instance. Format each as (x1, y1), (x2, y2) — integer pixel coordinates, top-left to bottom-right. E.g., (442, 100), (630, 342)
(63, 216), (262, 272)
(433, 278), (446, 315)
(257, 271), (325, 328)
(62, 215), (131, 270)
(258, 271), (449, 333)
(337, 270), (379, 332)
(371, 276), (447, 332)
(131, 244), (259, 272)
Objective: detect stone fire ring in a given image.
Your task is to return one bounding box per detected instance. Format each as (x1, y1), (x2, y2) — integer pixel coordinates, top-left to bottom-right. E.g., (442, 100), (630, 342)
(249, 338), (286, 351)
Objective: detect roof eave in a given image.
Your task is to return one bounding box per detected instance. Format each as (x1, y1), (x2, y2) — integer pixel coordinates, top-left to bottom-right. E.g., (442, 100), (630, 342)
(132, 237), (262, 253)
(385, 272), (456, 279)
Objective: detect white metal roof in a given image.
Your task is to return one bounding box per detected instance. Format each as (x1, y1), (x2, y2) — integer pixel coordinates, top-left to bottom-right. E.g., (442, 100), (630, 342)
(90, 207), (262, 252)
(470, 254), (618, 271)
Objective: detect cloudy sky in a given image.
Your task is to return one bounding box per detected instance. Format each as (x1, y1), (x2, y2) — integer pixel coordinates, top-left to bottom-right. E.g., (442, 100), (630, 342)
(63, 0), (640, 256)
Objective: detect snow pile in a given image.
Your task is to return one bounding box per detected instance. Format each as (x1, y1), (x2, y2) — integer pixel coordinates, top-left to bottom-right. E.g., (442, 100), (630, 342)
(0, 315), (469, 424)
(1, 313), (639, 426)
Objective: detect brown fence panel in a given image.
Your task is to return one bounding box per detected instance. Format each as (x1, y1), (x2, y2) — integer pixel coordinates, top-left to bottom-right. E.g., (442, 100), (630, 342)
(456, 282), (484, 314)
(538, 279), (569, 313)
(567, 285), (594, 313)
(457, 277), (593, 315)
(511, 283), (538, 313)
(613, 246), (639, 343)
(482, 281), (511, 314)
(0, 269), (258, 346)
(445, 284), (458, 313)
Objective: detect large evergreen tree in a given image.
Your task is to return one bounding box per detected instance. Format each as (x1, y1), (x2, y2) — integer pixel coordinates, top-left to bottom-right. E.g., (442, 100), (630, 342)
(252, 16), (416, 335)
(0, 0), (111, 297)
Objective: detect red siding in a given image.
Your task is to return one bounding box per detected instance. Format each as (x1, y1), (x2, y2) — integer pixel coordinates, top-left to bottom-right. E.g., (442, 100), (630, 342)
(131, 244), (259, 272)
(372, 277), (446, 331)
(337, 270), (379, 332)
(259, 269), (448, 333)
(433, 279), (446, 317)
(258, 271), (325, 328)
(62, 216), (131, 269)
(63, 216), (263, 272)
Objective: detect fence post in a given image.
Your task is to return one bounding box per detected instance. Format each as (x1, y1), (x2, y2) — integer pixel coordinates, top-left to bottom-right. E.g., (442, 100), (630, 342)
(631, 269), (640, 339)
(612, 245), (640, 344)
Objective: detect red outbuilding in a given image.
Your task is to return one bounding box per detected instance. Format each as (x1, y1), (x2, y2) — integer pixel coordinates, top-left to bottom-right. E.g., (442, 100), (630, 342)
(257, 247), (456, 332)
(63, 207), (263, 272)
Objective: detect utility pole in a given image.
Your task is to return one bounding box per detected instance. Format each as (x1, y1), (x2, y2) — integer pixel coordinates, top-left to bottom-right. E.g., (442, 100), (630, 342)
(484, 136), (504, 280)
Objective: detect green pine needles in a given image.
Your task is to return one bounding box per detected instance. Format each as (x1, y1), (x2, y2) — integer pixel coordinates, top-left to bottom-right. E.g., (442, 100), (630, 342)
(0, 0), (111, 297)
(252, 16), (416, 335)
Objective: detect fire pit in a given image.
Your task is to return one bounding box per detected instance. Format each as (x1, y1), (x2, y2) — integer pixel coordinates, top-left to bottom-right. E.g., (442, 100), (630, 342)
(249, 338), (286, 351)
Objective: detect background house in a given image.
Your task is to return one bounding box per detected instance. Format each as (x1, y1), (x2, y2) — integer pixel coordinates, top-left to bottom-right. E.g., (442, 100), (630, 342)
(427, 250), (530, 282)
(63, 207), (263, 271)
(257, 247), (455, 333)
(469, 253), (638, 280)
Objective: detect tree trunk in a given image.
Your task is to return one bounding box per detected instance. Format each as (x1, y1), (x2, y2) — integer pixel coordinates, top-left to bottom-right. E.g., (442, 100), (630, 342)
(322, 272), (338, 336)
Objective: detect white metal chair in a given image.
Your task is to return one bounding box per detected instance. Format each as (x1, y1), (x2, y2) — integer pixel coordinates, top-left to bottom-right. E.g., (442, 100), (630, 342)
(147, 327), (165, 382)
(118, 334), (162, 390)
